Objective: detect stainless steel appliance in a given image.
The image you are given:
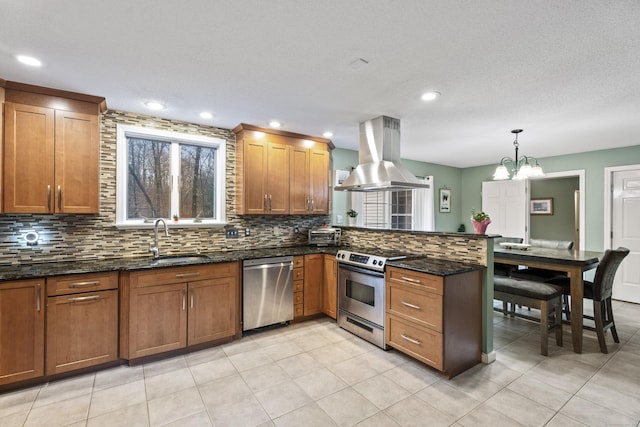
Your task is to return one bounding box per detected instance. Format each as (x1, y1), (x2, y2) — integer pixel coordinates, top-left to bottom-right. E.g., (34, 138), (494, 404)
(308, 227), (341, 246)
(336, 248), (408, 348)
(242, 256), (294, 331)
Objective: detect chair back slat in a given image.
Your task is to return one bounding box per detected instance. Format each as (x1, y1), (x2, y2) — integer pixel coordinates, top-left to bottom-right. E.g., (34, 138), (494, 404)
(592, 247), (630, 300)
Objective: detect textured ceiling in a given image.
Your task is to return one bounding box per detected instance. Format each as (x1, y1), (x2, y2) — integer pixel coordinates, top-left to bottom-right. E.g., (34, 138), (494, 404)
(1, 1), (639, 167)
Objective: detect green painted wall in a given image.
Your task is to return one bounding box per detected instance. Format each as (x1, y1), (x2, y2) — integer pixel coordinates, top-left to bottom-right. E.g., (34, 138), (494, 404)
(530, 177), (578, 243)
(330, 148), (463, 232)
(461, 145), (640, 251)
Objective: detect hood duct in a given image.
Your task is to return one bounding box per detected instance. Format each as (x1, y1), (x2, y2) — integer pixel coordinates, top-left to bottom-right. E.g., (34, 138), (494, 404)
(334, 116), (430, 192)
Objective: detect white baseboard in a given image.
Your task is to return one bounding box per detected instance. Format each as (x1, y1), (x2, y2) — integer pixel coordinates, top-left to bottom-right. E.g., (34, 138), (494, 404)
(482, 351), (496, 364)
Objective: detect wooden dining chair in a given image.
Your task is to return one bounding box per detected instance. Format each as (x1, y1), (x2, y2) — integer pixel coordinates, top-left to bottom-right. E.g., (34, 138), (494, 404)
(550, 247), (629, 353)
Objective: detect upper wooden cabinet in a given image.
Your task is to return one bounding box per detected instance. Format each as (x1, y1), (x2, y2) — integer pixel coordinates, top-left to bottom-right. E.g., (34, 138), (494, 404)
(234, 124), (333, 215)
(2, 82), (105, 214)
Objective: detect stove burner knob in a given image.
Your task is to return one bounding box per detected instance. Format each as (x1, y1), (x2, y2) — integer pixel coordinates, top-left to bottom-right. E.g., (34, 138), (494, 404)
(372, 260), (377, 265)
(379, 260), (385, 267)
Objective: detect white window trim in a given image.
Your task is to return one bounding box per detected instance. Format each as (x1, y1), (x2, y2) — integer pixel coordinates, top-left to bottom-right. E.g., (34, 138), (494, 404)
(115, 124), (226, 229)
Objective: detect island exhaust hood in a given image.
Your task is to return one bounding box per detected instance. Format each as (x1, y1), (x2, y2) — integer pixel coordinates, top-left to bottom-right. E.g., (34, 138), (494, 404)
(334, 116), (430, 192)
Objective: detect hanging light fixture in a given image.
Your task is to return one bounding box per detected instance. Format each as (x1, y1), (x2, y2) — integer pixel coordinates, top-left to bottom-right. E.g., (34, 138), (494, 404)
(493, 129), (544, 180)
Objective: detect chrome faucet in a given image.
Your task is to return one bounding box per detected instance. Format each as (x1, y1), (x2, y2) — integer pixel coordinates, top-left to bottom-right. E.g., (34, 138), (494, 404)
(149, 218), (170, 259)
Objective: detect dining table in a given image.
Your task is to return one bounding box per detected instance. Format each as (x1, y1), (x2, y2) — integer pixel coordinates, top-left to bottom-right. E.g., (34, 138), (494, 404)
(494, 245), (602, 353)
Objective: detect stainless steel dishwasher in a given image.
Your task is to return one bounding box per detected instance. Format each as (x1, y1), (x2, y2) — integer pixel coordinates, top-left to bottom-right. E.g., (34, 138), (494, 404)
(242, 256), (294, 331)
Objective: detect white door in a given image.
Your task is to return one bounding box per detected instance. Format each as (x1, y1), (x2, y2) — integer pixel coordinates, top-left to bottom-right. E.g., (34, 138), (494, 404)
(611, 168), (640, 303)
(482, 180), (528, 241)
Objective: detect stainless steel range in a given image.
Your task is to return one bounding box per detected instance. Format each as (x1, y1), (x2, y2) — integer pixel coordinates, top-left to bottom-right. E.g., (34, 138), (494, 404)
(336, 248), (408, 349)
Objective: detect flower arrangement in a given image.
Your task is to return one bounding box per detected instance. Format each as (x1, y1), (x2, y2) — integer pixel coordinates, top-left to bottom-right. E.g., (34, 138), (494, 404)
(347, 209), (358, 218)
(471, 209), (491, 234)
(471, 209), (490, 222)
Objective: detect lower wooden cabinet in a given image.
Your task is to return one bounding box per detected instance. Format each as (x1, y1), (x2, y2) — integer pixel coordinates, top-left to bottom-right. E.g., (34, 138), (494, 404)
(386, 266), (482, 378)
(303, 254), (323, 316)
(123, 262), (239, 360)
(0, 279), (45, 386)
(46, 272), (119, 375)
(293, 256), (304, 319)
(323, 254), (337, 319)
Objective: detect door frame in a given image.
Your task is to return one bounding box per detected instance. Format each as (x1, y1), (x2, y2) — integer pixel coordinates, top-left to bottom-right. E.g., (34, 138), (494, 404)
(530, 169), (585, 249)
(604, 164), (640, 249)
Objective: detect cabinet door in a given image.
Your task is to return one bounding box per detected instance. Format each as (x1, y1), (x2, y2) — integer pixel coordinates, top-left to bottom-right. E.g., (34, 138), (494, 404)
(129, 283), (187, 358)
(323, 255), (337, 319)
(289, 146), (310, 214)
(3, 103), (55, 213)
(266, 142), (290, 214)
(303, 254), (324, 316)
(55, 110), (100, 213)
(188, 277), (237, 345)
(46, 290), (118, 375)
(0, 279), (45, 385)
(309, 148), (330, 214)
(243, 139), (268, 214)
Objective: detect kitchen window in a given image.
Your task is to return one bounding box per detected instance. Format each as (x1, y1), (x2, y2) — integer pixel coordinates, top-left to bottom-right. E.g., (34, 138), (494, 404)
(116, 125), (226, 228)
(350, 176), (434, 231)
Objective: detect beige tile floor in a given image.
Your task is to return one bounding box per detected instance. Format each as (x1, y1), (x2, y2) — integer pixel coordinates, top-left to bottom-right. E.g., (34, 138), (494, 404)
(1, 300), (639, 427)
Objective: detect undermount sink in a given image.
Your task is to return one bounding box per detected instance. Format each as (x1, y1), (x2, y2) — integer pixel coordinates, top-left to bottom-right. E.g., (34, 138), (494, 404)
(150, 254), (211, 265)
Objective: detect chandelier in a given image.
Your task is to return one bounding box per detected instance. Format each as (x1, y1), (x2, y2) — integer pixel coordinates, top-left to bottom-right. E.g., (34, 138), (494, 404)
(493, 129), (544, 180)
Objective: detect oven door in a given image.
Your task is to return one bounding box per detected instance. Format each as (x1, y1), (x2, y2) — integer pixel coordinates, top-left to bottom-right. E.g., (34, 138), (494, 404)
(337, 263), (385, 327)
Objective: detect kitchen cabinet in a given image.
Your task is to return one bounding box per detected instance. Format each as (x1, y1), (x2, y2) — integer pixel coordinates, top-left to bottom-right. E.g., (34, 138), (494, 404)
(303, 254), (324, 316)
(293, 256), (305, 318)
(290, 147), (330, 214)
(323, 254), (337, 319)
(46, 272), (118, 375)
(122, 262), (239, 359)
(234, 123), (333, 215)
(0, 279), (45, 386)
(386, 266), (482, 378)
(2, 83), (104, 214)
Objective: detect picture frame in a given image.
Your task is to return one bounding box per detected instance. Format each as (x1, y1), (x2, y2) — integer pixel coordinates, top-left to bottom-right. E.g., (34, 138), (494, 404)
(335, 169), (349, 185)
(530, 198), (553, 215)
(439, 188), (451, 213)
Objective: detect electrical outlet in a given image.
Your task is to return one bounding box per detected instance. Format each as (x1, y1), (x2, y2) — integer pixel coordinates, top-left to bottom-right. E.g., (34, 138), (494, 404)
(336, 214), (344, 224)
(273, 226), (280, 236)
(293, 226), (300, 234)
(245, 228), (250, 237)
(225, 228), (239, 238)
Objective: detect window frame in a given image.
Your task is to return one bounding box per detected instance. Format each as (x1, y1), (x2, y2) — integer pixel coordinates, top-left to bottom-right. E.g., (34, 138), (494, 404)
(115, 124), (226, 228)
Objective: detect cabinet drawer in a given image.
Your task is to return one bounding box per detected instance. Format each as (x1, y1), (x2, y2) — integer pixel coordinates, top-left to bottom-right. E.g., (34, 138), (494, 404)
(387, 267), (443, 295)
(131, 262), (237, 288)
(294, 303), (304, 318)
(388, 283), (442, 332)
(293, 256), (304, 268)
(293, 280), (304, 293)
(387, 315), (443, 371)
(47, 271), (118, 296)
(294, 291), (304, 305)
(293, 268), (304, 281)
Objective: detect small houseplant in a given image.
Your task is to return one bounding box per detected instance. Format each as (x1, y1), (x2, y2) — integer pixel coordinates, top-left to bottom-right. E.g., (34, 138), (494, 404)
(346, 209), (358, 226)
(471, 209), (491, 234)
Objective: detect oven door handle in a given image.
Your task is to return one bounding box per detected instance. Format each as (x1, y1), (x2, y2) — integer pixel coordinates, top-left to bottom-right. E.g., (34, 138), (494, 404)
(337, 263), (385, 278)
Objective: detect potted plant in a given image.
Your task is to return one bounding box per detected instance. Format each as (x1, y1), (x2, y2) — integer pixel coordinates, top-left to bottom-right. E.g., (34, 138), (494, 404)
(471, 209), (491, 234)
(346, 209), (358, 226)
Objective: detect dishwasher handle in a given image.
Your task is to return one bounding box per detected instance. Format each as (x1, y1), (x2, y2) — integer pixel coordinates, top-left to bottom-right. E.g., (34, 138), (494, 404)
(243, 262), (293, 271)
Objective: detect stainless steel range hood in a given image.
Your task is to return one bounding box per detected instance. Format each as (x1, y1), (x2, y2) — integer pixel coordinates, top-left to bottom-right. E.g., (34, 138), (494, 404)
(334, 116), (430, 192)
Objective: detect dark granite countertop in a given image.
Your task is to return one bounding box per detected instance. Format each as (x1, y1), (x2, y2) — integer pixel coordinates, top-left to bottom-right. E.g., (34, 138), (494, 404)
(386, 257), (485, 276)
(0, 245), (339, 281)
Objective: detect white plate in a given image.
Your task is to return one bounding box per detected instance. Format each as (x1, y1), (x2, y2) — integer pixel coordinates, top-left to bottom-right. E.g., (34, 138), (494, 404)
(499, 242), (531, 250)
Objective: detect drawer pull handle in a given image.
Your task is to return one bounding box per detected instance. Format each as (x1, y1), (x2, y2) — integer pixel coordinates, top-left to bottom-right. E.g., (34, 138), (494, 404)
(401, 301), (421, 310)
(401, 276), (421, 284)
(401, 334), (421, 345)
(182, 289), (187, 310)
(175, 273), (200, 278)
(68, 295), (100, 302)
(69, 281), (100, 288)
(190, 289), (194, 308)
(36, 284), (41, 312)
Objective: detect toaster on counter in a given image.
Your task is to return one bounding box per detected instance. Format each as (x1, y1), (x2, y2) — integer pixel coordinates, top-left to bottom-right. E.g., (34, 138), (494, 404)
(308, 227), (341, 246)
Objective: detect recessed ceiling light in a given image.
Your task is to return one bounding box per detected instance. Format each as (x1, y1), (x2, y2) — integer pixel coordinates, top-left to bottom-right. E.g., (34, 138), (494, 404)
(421, 91), (441, 102)
(144, 101), (165, 110)
(16, 55), (42, 67)
(323, 131), (333, 138)
(200, 112), (213, 119)
(269, 121), (282, 128)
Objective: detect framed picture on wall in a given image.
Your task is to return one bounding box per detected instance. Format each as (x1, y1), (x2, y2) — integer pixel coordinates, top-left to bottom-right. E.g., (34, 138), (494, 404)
(439, 188), (451, 213)
(530, 198), (553, 215)
(335, 169), (349, 185)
